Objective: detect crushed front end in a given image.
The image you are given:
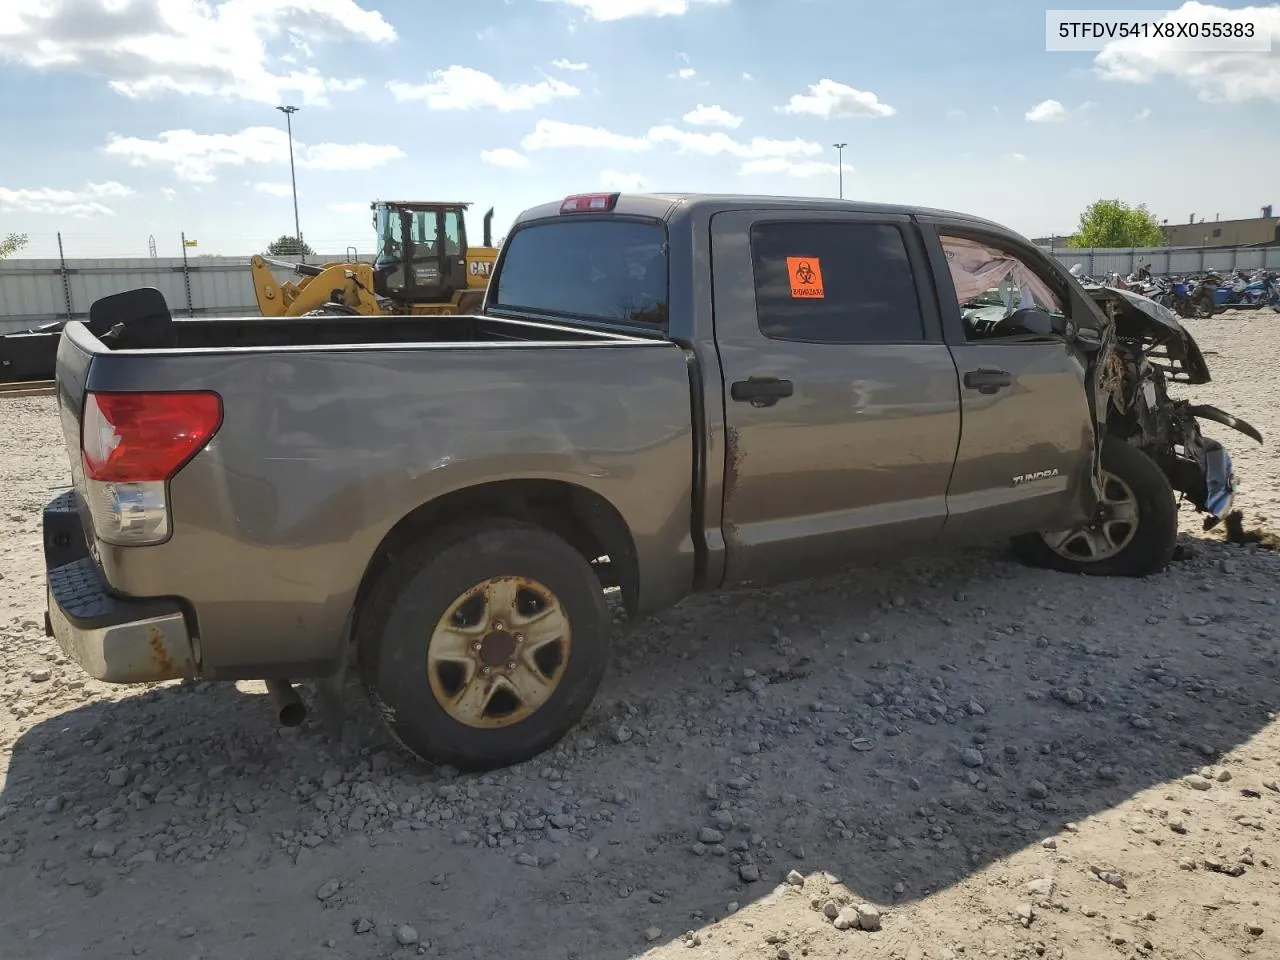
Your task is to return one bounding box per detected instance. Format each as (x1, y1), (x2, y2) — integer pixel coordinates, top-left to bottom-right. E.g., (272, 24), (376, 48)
(1087, 285), (1262, 529)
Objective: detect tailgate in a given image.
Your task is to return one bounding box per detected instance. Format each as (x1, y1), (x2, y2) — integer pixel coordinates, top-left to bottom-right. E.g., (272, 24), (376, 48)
(53, 321), (97, 520)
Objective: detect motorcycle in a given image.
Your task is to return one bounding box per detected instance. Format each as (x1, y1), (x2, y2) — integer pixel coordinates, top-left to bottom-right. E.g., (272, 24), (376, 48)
(1166, 276), (1197, 318)
(1212, 270), (1279, 311)
(1188, 272), (1223, 318)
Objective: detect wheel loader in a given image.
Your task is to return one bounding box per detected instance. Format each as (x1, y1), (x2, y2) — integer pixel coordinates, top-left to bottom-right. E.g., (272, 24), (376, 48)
(250, 201), (499, 317)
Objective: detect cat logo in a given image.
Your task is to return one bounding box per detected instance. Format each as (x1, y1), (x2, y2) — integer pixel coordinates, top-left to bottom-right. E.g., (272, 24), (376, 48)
(469, 260), (493, 278)
(1011, 468), (1060, 487)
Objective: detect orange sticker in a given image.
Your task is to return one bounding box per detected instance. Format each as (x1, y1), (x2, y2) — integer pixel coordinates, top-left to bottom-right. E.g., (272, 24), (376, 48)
(786, 257), (824, 298)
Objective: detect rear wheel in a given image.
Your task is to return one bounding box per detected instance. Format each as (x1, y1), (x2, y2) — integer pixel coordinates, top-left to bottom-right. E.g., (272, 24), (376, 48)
(356, 519), (612, 770)
(1011, 435), (1177, 577)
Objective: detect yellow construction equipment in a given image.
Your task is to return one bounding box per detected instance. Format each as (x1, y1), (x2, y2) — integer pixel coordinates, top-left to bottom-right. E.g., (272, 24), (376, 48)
(250, 201), (499, 317)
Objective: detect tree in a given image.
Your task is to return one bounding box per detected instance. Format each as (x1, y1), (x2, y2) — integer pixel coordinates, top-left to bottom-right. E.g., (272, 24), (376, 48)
(1066, 199), (1164, 248)
(0, 232), (29, 259)
(265, 234), (314, 257)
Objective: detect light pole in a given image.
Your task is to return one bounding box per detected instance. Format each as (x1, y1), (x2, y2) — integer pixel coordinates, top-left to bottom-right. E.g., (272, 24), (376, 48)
(833, 143), (847, 199)
(276, 105), (302, 252)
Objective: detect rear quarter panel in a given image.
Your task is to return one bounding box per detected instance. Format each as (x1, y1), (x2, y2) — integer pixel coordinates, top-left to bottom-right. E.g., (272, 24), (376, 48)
(81, 341), (695, 676)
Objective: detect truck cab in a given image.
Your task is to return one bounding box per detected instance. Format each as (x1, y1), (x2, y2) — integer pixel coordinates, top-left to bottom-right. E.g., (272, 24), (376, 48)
(486, 193), (1110, 589)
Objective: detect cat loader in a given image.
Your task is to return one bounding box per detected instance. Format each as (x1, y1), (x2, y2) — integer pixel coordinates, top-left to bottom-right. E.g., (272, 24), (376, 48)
(250, 200), (498, 317)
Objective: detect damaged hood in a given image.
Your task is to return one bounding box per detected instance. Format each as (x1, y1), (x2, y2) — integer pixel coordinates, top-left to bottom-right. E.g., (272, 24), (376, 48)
(1083, 283), (1212, 384)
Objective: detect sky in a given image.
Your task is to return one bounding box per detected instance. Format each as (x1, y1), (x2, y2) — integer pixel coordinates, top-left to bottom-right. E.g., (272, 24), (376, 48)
(0, 0), (1277, 259)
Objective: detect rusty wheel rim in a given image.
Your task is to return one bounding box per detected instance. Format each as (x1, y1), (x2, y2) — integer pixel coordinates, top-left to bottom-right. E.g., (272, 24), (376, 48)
(1040, 470), (1140, 562)
(427, 576), (572, 729)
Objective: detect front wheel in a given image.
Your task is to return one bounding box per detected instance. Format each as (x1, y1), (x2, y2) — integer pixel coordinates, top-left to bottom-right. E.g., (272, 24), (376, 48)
(355, 519), (612, 770)
(1011, 435), (1177, 577)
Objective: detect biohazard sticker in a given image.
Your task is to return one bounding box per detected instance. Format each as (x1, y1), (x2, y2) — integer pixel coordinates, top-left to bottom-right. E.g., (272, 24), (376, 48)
(786, 257), (824, 298)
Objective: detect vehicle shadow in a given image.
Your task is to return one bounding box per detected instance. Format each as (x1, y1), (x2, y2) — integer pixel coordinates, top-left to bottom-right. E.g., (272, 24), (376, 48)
(2, 527), (1277, 959)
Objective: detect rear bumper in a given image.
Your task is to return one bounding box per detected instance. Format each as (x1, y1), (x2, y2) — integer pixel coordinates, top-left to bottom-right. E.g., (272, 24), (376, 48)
(43, 491), (196, 684)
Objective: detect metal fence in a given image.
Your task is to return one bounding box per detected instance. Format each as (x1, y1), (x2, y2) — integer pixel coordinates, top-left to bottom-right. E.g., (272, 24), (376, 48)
(1040, 243), (1280, 278)
(0, 252), (356, 335)
(4, 241), (1279, 335)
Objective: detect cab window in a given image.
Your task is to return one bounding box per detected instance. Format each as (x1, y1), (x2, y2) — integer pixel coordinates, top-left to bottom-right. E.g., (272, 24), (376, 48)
(750, 221), (926, 343)
(443, 210), (463, 255)
(492, 219), (668, 327)
(938, 234), (1066, 341)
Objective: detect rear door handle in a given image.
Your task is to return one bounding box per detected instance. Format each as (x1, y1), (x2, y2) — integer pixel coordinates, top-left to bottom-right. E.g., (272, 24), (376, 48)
(963, 369), (1012, 394)
(731, 376), (794, 407)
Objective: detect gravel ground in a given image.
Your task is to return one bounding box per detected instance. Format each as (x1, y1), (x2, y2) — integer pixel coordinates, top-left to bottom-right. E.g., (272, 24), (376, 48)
(2, 310), (1279, 960)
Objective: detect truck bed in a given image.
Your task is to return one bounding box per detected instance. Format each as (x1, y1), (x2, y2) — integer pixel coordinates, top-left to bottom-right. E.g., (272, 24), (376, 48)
(51, 307), (698, 680)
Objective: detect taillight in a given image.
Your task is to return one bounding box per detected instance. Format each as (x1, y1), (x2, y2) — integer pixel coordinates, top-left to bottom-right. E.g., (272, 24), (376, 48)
(560, 193), (619, 213)
(80, 391), (222, 546)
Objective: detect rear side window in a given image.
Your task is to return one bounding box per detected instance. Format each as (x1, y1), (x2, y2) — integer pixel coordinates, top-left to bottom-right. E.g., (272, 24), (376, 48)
(491, 219), (668, 327)
(750, 222), (925, 343)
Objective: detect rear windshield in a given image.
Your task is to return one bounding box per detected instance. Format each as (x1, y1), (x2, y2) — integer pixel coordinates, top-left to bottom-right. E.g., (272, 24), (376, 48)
(491, 218), (668, 327)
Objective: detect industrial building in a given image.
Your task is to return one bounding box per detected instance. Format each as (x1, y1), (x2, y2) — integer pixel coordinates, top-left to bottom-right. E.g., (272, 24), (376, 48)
(1161, 206), (1279, 249)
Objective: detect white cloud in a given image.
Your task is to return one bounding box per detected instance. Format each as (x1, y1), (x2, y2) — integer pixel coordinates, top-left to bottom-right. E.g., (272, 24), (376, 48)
(646, 125), (822, 160)
(1093, 2), (1280, 103)
(542, 0), (729, 21)
(254, 181), (296, 197)
(601, 170), (650, 190)
(521, 119), (653, 151)
(387, 65), (578, 111)
(779, 79), (895, 118)
(301, 142), (406, 170)
(1009, 152), (1028, 162)
(1133, 106), (1152, 121)
(518, 118), (830, 173)
(741, 72), (753, 81)
(739, 158), (853, 178)
(0, 0), (391, 105)
(103, 126), (404, 182)
(683, 104), (742, 128)
(671, 67), (697, 80)
(0, 180), (133, 218)
(946, 107), (967, 120)
(552, 58), (590, 71)
(161, 187), (177, 200)
(481, 147), (531, 168)
(88, 181), (134, 199)
(1025, 99), (1067, 121)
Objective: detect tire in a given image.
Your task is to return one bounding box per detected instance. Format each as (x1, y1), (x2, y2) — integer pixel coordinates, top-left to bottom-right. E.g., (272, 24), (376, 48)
(1011, 435), (1177, 578)
(355, 519), (612, 770)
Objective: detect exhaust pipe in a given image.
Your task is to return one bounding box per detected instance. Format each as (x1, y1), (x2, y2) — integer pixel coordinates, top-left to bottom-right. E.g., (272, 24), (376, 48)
(265, 679), (307, 727)
(483, 207), (494, 248)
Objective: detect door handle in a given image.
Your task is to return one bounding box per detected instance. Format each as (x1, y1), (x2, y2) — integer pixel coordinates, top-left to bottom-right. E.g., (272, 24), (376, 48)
(731, 376), (794, 407)
(963, 369), (1012, 394)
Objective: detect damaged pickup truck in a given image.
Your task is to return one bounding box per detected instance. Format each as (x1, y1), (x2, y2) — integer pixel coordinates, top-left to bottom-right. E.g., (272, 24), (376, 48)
(42, 193), (1261, 771)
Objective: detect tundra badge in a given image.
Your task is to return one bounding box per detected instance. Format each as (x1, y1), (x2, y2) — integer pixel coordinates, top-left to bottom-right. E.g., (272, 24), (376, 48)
(1011, 468), (1059, 487)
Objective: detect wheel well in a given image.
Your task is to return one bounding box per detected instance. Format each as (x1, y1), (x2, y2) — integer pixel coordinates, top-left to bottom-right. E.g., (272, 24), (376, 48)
(353, 479), (639, 624)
